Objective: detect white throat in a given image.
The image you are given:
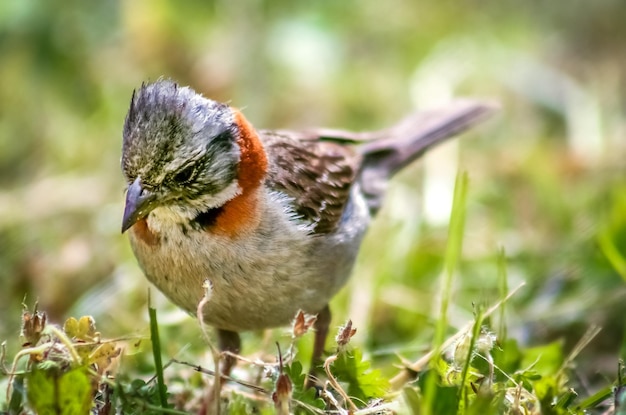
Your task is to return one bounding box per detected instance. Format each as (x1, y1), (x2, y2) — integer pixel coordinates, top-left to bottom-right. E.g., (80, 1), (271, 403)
(147, 180), (242, 230)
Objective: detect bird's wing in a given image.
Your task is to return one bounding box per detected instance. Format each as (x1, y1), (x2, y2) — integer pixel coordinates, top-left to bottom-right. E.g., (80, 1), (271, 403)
(259, 129), (362, 235)
(259, 99), (498, 231)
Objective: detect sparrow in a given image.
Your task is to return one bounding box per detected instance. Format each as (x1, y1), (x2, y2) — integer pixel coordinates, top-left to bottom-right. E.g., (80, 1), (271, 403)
(120, 79), (495, 379)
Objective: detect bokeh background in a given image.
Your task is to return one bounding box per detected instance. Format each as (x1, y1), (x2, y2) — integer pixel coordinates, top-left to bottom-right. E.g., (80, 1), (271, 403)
(1, 0), (625, 388)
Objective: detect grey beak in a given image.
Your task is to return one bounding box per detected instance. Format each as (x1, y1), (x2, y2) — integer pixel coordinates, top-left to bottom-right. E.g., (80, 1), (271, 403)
(121, 178), (158, 233)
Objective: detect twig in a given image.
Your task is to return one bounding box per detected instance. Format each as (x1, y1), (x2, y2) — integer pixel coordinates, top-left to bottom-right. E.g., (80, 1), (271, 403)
(558, 325), (602, 378)
(197, 280), (222, 415)
(172, 358), (270, 395)
(320, 387), (348, 415)
(324, 355), (358, 412)
(221, 350), (278, 369)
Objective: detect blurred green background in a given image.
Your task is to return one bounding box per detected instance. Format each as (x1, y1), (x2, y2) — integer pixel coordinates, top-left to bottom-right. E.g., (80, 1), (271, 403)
(1, 0), (625, 387)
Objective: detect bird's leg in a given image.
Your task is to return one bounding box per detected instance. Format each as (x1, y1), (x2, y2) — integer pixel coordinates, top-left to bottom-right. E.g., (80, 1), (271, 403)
(307, 305), (331, 387)
(217, 329), (241, 377)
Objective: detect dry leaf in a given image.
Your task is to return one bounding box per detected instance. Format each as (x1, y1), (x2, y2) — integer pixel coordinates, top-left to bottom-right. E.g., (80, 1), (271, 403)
(335, 319), (357, 348)
(291, 310), (317, 339)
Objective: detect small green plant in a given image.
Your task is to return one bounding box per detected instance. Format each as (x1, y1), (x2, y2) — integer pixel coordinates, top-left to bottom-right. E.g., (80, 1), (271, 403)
(2, 303), (121, 414)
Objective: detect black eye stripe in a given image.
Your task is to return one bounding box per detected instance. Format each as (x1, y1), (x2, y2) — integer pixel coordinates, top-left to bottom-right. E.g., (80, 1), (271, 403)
(173, 164), (196, 183)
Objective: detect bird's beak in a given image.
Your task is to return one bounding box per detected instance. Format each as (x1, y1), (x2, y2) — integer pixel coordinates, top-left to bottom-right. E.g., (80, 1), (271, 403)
(121, 178), (158, 233)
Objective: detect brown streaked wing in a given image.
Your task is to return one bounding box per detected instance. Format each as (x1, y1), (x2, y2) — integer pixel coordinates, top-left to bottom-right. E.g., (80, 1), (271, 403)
(260, 130), (362, 235)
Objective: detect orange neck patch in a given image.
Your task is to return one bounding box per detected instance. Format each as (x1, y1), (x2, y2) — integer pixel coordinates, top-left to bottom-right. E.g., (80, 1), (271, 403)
(209, 109), (268, 236)
(132, 217), (159, 246)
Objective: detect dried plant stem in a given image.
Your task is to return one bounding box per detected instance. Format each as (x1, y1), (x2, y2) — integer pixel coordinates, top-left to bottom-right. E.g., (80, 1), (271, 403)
(324, 354), (358, 413)
(197, 279), (222, 415)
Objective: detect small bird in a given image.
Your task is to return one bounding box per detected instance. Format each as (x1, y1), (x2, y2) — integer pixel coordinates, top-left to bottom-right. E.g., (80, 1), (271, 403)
(121, 79), (494, 379)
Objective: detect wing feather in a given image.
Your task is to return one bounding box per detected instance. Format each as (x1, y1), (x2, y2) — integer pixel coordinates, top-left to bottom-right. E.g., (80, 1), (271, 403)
(260, 130), (361, 235)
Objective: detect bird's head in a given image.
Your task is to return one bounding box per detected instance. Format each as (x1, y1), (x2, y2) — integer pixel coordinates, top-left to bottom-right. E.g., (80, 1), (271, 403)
(120, 80), (242, 233)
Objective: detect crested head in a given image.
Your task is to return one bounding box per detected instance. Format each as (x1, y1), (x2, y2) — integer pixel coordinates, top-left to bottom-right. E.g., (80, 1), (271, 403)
(121, 80), (242, 222)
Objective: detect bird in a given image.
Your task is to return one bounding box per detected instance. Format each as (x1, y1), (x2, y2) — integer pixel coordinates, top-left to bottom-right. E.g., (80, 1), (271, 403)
(120, 79), (495, 381)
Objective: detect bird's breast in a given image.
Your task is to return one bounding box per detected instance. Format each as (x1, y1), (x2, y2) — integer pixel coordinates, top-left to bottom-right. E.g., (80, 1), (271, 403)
(127, 190), (366, 331)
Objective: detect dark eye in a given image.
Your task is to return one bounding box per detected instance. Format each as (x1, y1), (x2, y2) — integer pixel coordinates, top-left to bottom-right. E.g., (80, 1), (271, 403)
(173, 165), (196, 183)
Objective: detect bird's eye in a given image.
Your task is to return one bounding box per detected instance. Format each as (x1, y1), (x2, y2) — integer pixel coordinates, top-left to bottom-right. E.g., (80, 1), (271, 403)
(173, 165), (196, 183)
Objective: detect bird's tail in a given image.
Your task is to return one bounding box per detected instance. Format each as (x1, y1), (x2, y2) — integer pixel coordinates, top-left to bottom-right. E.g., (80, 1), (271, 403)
(358, 99), (498, 214)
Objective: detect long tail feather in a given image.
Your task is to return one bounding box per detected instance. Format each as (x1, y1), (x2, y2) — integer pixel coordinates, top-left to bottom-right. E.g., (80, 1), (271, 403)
(359, 99), (498, 214)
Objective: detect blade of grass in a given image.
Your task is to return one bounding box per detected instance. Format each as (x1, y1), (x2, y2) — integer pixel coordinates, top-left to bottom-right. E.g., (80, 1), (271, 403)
(422, 171), (469, 415)
(497, 247), (508, 342)
(148, 290), (168, 409)
(389, 282), (525, 390)
(573, 385), (613, 411)
(597, 228), (626, 282)
(457, 305), (484, 413)
(557, 325), (601, 379)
